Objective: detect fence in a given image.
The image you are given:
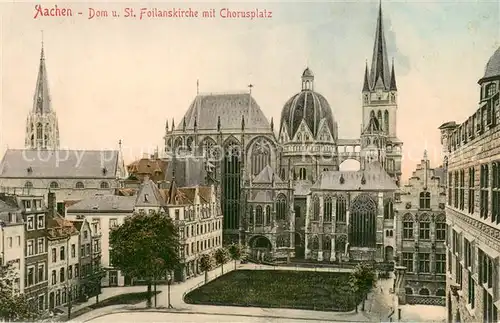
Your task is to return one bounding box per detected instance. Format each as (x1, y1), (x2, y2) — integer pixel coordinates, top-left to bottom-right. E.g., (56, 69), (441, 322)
(406, 295), (446, 306)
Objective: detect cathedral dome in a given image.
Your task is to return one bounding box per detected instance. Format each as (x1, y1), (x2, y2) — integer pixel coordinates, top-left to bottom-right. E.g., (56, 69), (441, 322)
(279, 68), (336, 140)
(482, 46), (500, 80)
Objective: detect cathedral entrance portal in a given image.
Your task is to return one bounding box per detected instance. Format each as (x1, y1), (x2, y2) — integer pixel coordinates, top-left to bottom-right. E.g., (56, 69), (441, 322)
(249, 235), (272, 262)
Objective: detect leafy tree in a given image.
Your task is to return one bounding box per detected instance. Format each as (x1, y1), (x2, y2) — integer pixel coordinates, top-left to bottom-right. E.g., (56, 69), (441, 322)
(227, 243), (243, 270)
(0, 263), (40, 321)
(349, 262), (377, 311)
(199, 254), (213, 284)
(213, 247), (229, 274)
(109, 211), (181, 308)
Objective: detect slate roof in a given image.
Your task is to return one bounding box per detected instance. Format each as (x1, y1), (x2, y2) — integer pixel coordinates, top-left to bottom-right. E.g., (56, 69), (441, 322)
(135, 178), (165, 207)
(67, 195), (136, 213)
(483, 46), (500, 79)
(311, 162), (397, 191)
(0, 149), (120, 178)
(127, 157), (168, 182)
(164, 156), (207, 187)
(47, 215), (78, 239)
(179, 93), (270, 131)
(249, 191), (273, 203)
(253, 165), (283, 184)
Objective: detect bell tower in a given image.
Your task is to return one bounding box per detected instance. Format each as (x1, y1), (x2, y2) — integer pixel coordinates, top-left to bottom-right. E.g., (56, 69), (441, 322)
(361, 1), (402, 184)
(25, 41), (60, 150)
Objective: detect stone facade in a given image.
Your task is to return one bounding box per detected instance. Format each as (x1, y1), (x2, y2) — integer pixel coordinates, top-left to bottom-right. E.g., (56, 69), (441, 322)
(0, 207), (25, 294)
(396, 152), (447, 306)
(440, 46), (500, 323)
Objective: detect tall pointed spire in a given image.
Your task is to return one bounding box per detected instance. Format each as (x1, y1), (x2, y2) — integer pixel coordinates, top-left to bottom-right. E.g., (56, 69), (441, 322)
(369, 1), (391, 90)
(390, 58), (397, 91)
(33, 35), (52, 114)
(363, 60), (370, 92)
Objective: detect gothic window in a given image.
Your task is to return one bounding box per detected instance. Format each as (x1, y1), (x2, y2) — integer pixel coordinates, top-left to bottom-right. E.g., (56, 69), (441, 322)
(44, 135), (48, 148)
(276, 236), (286, 248)
(364, 94), (369, 104)
(265, 205), (271, 225)
(312, 196), (320, 221)
(370, 110), (375, 119)
(377, 111), (382, 127)
(276, 194), (287, 221)
(201, 138), (217, 159)
(251, 138), (271, 176)
(36, 123), (43, 145)
(310, 235), (319, 250)
(299, 168), (306, 180)
(255, 206), (263, 225)
(166, 138), (172, 151)
(30, 135), (34, 147)
(24, 181), (33, 189)
(223, 141), (241, 231)
(297, 133), (302, 142)
(100, 182), (109, 189)
(324, 196), (333, 222)
(280, 169), (286, 180)
(349, 194), (377, 247)
(248, 205), (253, 226)
(186, 137), (194, 151)
(75, 182), (84, 189)
(419, 192), (431, 209)
(384, 110), (389, 134)
(384, 199), (394, 219)
(49, 181), (59, 189)
(403, 213), (414, 239)
(336, 195), (346, 222)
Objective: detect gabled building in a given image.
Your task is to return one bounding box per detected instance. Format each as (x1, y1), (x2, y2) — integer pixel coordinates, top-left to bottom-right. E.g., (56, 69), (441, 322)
(396, 151), (447, 306)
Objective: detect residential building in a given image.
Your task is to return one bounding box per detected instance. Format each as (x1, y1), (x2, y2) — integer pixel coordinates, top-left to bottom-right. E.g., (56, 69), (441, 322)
(46, 214), (79, 310)
(0, 193), (49, 311)
(0, 201), (25, 294)
(65, 195), (135, 287)
(440, 46), (500, 322)
(396, 151), (447, 306)
(163, 2), (403, 265)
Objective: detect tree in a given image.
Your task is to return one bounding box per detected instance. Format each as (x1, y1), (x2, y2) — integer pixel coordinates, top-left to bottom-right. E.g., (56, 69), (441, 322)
(0, 263), (40, 321)
(213, 247), (229, 274)
(227, 243), (243, 270)
(199, 254), (213, 284)
(350, 262), (377, 311)
(109, 211), (181, 308)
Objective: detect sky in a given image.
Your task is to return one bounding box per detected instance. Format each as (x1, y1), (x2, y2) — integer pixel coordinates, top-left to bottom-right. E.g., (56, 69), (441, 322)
(1, 0), (499, 181)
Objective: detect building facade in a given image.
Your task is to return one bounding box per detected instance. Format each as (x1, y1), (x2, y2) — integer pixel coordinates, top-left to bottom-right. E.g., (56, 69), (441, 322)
(164, 3), (403, 263)
(396, 151), (447, 306)
(441, 46), (500, 323)
(0, 202), (25, 294)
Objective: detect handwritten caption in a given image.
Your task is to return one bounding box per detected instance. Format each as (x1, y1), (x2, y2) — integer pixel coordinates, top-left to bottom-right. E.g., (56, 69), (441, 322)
(33, 5), (273, 20)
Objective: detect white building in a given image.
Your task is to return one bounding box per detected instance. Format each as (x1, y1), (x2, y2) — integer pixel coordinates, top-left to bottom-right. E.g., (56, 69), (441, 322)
(0, 201), (25, 294)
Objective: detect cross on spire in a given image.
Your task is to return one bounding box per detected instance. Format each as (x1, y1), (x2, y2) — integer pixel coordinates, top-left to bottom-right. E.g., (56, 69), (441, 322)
(248, 84), (253, 95)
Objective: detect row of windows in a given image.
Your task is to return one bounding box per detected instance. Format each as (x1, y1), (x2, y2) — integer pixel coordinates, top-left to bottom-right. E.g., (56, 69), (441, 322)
(401, 252), (445, 273)
(402, 220), (446, 240)
(405, 287), (445, 297)
(184, 236), (222, 257)
(26, 214), (45, 231)
(311, 196), (348, 222)
(449, 162), (500, 224)
(24, 181), (110, 189)
(182, 220), (222, 238)
(26, 262), (46, 287)
(26, 237), (46, 256)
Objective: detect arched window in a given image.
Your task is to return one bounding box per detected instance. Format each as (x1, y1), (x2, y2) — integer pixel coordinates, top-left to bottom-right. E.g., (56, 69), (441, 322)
(248, 205), (253, 225)
(280, 169), (286, 180)
(324, 196), (333, 222)
(419, 288), (430, 296)
(75, 182), (84, 189)
(100, 182), (109, 189)
(370, 110), (375, 119)
(419, 214), (431, 240)
(201, 138), (216, 159)
(405, 287), (413, 295)
(312, 196), (320, 221)
(336, 195), (346, 222)
(349, 194), (377, 247)
(276, 236), (286, 248)
(223, 141), (241, 231)
(255, 206), (263, 225)
(323, 236), (332, 250)
(384, 110), (389, 134)
(310, 235), (319, 250)
(49, 181), (59, 189)
(403, 213), (414, 239)
(436, 289), (446, 297)
(299, 168), (306, 180)
(265, 205), (271, 225)
(251, 138), (271, 176)
(419, 191), (431, 209)
(30, 134), (34, 147)
(173, 137), (183, 150)
(186, 137), (194, 151)
(36, 123), (43, 145)
(276, 194), (287, 221)
(24, 181), (33, 189)
(377, 110), (382, 127)
(44, 135), (48, 148)
(384, 199), (394, 219)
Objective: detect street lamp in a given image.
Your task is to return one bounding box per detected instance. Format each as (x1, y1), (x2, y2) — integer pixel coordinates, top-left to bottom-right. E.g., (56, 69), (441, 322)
(166, 272), (173, 309)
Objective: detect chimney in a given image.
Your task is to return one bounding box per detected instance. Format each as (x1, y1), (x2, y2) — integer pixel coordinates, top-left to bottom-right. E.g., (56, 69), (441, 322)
(47, 192), (56, 218)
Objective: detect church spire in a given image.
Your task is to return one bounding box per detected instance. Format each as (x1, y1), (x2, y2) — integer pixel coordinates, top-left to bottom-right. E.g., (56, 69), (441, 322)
(25, 39), (60, 150)
(369, 1), (391, 90)
(362, 61), (370, 92)
(390, 58), (397, 91)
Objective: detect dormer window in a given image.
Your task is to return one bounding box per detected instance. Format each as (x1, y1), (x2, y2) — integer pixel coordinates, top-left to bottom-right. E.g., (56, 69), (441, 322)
(24, 181), (33, 189)
(75, 182), (84, 189)
(144, 194), (149, 202)
(27, 167), (33, 174)
(102, 167), (107, 175)
(361, 174), (366, 185)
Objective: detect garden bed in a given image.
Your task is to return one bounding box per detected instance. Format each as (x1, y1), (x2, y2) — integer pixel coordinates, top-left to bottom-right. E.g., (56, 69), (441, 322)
(184, 269), (360, 312)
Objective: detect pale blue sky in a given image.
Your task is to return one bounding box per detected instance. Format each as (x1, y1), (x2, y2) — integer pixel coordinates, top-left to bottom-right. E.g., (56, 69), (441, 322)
(1, 0), (499, 179)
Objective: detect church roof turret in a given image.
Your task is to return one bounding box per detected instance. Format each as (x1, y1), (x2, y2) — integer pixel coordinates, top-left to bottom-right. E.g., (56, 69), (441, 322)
(390, 58), (397, 91)
(33, 43), (52, 114)
(363, 61), (370, 92)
